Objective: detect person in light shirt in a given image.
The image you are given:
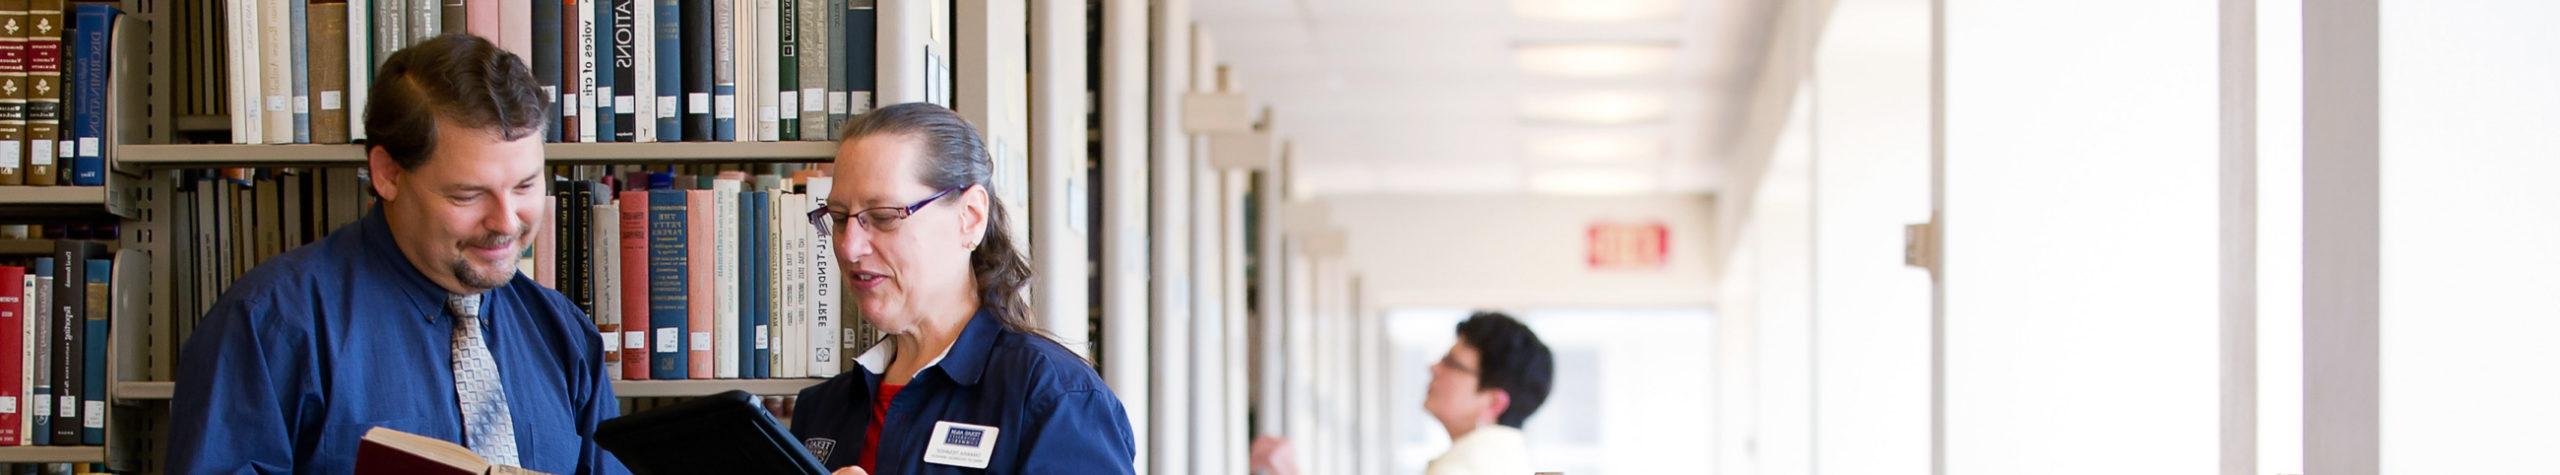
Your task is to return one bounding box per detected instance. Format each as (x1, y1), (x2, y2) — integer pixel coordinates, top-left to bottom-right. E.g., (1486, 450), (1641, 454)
(1252, 311), (1557, 475)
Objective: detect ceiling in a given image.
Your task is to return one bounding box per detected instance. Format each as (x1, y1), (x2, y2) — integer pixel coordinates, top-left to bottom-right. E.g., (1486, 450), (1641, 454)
(1190, 0), (1777, 197)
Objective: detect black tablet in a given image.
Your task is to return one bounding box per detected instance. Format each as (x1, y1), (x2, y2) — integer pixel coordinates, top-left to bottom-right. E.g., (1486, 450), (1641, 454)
(595, 389), (829, 475)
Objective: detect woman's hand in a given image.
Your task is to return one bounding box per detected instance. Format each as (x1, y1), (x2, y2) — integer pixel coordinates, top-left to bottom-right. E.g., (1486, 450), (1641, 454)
(832, 467), (869, 475)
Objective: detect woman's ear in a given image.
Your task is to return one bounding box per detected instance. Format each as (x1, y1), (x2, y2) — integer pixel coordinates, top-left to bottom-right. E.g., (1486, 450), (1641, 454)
(368, 146), (403, 203)
(959, 185), (991, 249)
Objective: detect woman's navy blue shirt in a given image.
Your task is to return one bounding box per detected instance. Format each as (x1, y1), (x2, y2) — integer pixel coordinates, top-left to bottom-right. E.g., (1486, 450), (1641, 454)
(792, 308), (1136, 474)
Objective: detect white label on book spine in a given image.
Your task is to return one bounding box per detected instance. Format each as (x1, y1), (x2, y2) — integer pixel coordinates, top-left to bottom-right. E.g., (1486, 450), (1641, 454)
(657, 96), (679, 119)
(689, 93), (711, 113)
(78, 138), (100, 158)
(83, 401), (103, 428)
(543, 86), (558, 101)
(31, 394), (46, 417)
(601, 332), (620, 351)
(30, 140), (52, 165)
(828, 92), (846, 114)
(656, 328), (679, 352)
(779, 92), (799, 116)
(802, 88), (826, 111)
(616, 95), (636, 113)
(566, 95), (583, 117)
(624, 330), (647, 349)
(850, 92), (874, 114)
(756, 325), (769, 349)
(294, 96), (310, 114)
(691, 332), (712, 351)
(0, 396), (15, 413)
(320, 91), (344, 110)
(267, 96), (288, 112)
(1, 142), (20, 168)
(758, 105), (779, 122)
(58, 140), (71, 159)
(58, 396), (74, 419)
(716, 95), (736, 119)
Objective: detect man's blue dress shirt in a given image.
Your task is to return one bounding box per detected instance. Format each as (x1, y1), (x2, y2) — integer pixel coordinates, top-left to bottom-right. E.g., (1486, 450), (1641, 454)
(167, 207), (628, 475)
(793, 308), (1137, 474)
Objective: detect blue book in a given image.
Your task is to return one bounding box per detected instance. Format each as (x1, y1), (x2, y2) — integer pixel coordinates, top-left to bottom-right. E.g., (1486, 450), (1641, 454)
(80, 258), (107, 445)
(646, 189), (689, 380)
(67, 4), (118, 186)
(28, 258), (50, 446)
(654, 0), (681, 142)
(747, 192), (770, 378)
(735, 191), (756, 378)
(845, 5), (875, 115)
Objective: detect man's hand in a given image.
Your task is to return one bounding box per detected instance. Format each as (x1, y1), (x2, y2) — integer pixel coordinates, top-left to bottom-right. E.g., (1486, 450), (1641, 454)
(1249, 436), (1300, 475)
(832, 467), (869, 475)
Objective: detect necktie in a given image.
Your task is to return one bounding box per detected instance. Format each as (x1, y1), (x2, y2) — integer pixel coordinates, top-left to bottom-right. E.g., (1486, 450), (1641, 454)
(448, 294), (522, 466)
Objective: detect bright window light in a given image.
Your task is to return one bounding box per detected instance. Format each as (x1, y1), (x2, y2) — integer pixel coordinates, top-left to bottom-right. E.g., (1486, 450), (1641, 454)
(1513, 0), (1683, 23)
(1519, 90), (1672, 125)
(1529, 166), (1658, 195)
(1524, 131), (1665, 163)
(1515, 42), (1677, 79)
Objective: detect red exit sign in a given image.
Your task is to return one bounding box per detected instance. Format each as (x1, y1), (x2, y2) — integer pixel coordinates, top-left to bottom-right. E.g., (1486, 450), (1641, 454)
(1588, 222), (1670, 269)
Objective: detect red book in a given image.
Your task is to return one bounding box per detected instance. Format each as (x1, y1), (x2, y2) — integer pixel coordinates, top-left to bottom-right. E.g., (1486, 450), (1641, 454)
(0, 265), (22, 446)
(617, 190), (651, 381)
(356, 426), (548, 475)
(685, 189), (714, 379)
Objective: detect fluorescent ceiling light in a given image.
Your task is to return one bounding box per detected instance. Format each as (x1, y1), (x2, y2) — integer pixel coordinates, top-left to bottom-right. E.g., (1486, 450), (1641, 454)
(1519, 90), (1671, 125)
(1514, 42), (1677, 78)
(1523, 131), (1666, 163)
(1529, 166), (1659, 195)
(1513, 0), (1683, 23)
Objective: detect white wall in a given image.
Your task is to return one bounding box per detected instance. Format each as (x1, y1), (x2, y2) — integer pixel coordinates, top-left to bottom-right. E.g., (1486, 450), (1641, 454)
(1810, 0), (1935, 473)
(1322, 194), (1717, 309)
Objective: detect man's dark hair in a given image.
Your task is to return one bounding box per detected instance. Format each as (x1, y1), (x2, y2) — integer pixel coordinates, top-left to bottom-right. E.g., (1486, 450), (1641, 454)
(1457, 311), (1554, 428)
(364, 33), (546, 171)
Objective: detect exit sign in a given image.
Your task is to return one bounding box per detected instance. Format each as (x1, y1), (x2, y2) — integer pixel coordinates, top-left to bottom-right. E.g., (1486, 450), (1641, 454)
(1588, 222), (1669, 269)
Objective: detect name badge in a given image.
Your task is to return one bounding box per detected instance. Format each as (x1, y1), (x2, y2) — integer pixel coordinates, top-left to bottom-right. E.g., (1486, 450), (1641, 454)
(921, 421), (1000, 469)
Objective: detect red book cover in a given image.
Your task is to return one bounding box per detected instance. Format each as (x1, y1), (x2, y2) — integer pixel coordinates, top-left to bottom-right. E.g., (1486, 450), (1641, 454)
(616, 190), (651, 381)
(684, 189), (714, 379)
(0, 265), (22, 446)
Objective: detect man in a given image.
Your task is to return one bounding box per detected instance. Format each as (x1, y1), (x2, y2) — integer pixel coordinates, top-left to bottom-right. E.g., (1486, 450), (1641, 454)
(1250, 311), (1556, 475)
(167, 34), (626, 474)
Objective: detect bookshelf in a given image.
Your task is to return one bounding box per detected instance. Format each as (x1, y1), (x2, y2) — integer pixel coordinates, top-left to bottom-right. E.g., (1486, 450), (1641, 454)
(110, 379), (821, 401)
(0, 446), (108, 464)
(119, 142), (844, 167)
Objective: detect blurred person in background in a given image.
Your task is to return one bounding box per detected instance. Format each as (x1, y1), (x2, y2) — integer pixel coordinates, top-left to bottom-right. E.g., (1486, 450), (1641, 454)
(1251, 311), (1557, 475)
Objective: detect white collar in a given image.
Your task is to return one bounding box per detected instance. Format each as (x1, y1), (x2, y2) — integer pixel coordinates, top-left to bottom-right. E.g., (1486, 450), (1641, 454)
(855, 336), (952, 381)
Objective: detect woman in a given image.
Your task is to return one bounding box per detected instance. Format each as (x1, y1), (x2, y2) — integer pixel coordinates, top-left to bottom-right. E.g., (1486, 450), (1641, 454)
(791, 102), (1137, 475)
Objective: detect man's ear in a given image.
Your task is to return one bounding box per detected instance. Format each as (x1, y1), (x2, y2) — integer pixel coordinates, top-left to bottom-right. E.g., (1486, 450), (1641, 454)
(368, 145), (404, 203)
(1482, 388), (1513, 425)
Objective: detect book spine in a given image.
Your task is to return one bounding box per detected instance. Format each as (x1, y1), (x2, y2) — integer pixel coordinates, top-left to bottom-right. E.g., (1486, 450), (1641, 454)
(0, 266), (22, 446)
(712, 178), (739, 378)
(752, 193), (771, 378)
(49, 241), (94, 444)
(653, 0), (680, 142)
(408, 0), (436, 40)
(581, 0), (603, 142)
(19, 0), (48, 183)
(646, 189), (686, 380)
(501, 0), (533, 61)
(532, 0), (561, 142)
(804, 176), (835, 376)
(572, 184), (595, 317)
(616, 190), (651, 380)
(682, 0), (713, 141)
(711, 0), (735, 141)
(0, 0), (22, 187)
(631, 0), (654, 142)
(593, 201), (619, 380)
(736, 191), (759, 378)
(309, 0), (351, 144)
(262, 0), (291, 144)
(823, 0), (842, 135)
(465, 0), (496, 39)
(774, 0), (796, 141)
(232, 0), (257, 144)
(779, 190), (801, 377)
(347, 0), (370, 140)
(289, 0), (310, 144)
(28, 257), (48, 445)
(795, 0), (822, 140)
(442, 0), (464, 34)
(375, 0), (406, 59)
(684, 189), (713, 378)
(610, 0), (635, 142)
(845, 2), (872, 115)
(562, 0), (583, 142)
(66, 4), (110, 186)
(78, 258), (102, 445)
(753, 0), (777, 141)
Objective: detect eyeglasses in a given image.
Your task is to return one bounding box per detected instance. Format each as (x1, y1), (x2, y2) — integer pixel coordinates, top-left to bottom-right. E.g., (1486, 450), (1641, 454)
(1433, 354), (1477, 375)
(806, 187), (967, 237)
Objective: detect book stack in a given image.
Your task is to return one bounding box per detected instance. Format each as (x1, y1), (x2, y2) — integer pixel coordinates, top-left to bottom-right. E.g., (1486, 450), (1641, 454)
(218, 0), (880, 145)
(0, 2), (123, 188)
(0, 241), (130, 448)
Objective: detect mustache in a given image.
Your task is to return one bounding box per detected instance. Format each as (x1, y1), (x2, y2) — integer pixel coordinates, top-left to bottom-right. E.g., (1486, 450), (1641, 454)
(462, 228), (528, 250)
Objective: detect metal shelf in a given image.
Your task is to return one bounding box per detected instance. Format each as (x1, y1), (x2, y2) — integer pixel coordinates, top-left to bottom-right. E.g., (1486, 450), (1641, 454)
(118, 142), (841, 167)
(114, 379), (820, 401)
(0, 446), (108, 463)
(0, 173), (136, 218)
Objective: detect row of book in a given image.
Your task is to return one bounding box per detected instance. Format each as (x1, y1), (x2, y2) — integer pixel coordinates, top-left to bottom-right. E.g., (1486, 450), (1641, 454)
(223, 0), (882, 145)
(0, 3), (122, 187)
(0, 241), (123, 447)
(0, 465), (107, 475)
(534, 168), (866, 381)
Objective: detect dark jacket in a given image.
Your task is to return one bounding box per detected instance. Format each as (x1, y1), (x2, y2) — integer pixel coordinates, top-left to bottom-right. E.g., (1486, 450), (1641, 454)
(792, 308), (1136, 474)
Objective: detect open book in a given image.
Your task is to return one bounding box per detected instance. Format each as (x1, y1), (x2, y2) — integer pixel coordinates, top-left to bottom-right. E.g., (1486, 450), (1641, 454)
(356, 427), (554, 475)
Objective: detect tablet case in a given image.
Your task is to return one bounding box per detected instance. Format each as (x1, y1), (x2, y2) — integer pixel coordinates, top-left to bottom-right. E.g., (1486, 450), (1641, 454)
(594, 389), (828, 474)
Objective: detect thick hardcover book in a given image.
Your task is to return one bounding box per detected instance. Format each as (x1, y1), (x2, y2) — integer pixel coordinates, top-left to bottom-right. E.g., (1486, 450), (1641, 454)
(711, 175), (740, 378)
(653, 0), (682, 142)
(357, 426), (550, 475)
(823, 0), (843, 135)
(572, 183), (595, 317)
(773, 0), (796, 141)
(593, 200), (620, 379)
(347, 0), (371, 140)
(0, 0), (24, 186)
(617, 190), (652, 380)
(533, 0), (561, 142)
(261, 0), (291, 144)
(310, 0), (352, 144)
(23, 0), (59, 184)
(79, 257), (104, 445)
(48, 240), (100, 444)
(738, 191), (763, 378)
(646, 189), (687, 380)
(684, 189), (713, 378)
(794, 0), (822, 140)
(0, 265), (22, 445)
(66, 3), (111, 186)
(288, 0), (310, 144)
(564, 0), (585, 142)
(631, 0), (654, 142)
(590, 0), (614, 142)
(844, 2), (873, 116)
(680, 0), (712, 141)
(753, 0), (777, 141)
(710, 0), (735, 141)
(776, 191), (800, 377)
(28, 257), (49, 444)
(609, 0), (635, 142)
(803, 176), (835, 375)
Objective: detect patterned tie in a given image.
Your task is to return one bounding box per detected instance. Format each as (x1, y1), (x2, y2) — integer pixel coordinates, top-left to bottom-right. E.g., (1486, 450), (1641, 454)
(448, 294), (522, 466)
